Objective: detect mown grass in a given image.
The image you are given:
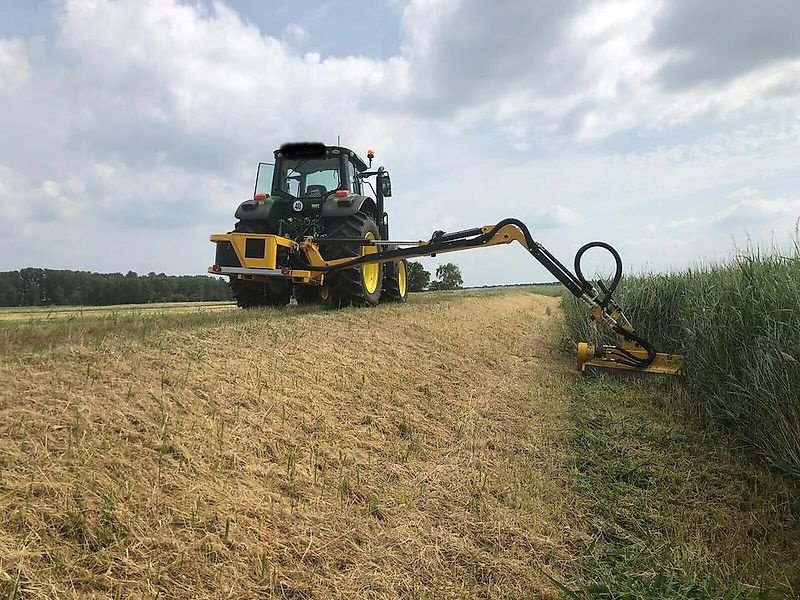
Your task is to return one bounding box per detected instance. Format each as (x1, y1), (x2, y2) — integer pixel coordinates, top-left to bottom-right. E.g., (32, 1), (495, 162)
(563, 376), (800, 599)
(3, 282), (797, 597)
(0, 291), (577, 598)
(0, 286), (559, 357)
(0, 303), (286, 357)
(562, 248), (800, 478)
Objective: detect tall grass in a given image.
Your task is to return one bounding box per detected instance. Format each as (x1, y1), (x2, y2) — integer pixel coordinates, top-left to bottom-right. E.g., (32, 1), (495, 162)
(562, 246), (800, 477)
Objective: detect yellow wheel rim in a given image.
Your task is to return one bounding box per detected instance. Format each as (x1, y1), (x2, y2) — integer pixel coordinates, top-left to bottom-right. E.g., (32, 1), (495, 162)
(362, 232), (380, 294)
(398, 260), (407, 297)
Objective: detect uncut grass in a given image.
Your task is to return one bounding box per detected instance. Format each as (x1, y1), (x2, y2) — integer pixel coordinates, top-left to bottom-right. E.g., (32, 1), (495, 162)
(0, 293), (576, 598)
(562, 250), (800, 477)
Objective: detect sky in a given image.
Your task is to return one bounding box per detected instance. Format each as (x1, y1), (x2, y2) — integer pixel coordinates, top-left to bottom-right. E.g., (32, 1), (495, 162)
(0, 0), (799, 286)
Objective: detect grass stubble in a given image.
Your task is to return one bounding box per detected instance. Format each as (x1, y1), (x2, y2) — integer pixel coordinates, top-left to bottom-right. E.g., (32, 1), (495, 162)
(0, 291), (577, 598)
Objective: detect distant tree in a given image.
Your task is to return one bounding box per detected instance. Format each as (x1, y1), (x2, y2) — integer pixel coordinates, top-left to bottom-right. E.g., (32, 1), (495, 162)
(18, 268), (46, 305)
(0, 273), (17, 305)
(429, 263), (463, 291)
(406, 261), (431, 292)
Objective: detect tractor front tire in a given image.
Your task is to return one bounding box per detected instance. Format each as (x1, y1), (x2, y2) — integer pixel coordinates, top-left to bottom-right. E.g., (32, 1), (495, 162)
(381, 259), (409, 303)
(231, 278), (291, 308)
(323, 211), (383, 307)
(294, 284), (330, 306)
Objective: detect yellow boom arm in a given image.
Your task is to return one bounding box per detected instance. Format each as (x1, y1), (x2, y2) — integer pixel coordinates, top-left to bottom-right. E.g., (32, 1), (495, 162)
(210, 218), (682, 375)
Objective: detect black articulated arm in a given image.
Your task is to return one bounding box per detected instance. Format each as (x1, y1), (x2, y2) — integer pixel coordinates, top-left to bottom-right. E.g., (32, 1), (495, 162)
(304, 218), (660, 369)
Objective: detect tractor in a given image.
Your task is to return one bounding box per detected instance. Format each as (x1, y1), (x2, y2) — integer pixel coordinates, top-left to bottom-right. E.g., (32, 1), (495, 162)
(224, 142), (407, 308)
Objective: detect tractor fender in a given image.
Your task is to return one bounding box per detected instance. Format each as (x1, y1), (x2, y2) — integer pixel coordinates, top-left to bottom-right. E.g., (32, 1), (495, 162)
(321, 195), (376, 219)
(235, 199), (273, 222)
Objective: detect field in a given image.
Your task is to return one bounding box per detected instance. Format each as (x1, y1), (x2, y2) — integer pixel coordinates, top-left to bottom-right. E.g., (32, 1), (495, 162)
(1, 288), (799, 598)
(0, 302), (236, 324)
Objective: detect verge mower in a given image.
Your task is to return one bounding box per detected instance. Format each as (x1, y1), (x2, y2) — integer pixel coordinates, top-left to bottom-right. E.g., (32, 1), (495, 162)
(209, 142), (682, 375)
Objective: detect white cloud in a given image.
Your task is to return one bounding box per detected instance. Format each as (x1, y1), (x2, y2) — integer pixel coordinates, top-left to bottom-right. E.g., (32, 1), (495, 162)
(656, 187), (800, 269)
(0, 165), (24, 222)
(394, 0), (800, 141)
(53, 0), (408, 171)
(32, 179), (86, 221)
(713, 188), (800, 229)
(0, 38), (30, 92)
(648, 0), (800, 89)
(666, 188), (800, 234)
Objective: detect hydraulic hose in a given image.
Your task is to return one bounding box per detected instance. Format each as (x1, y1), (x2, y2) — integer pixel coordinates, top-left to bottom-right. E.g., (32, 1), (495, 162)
(608, 325), (658, 368)
(572, 241), (656, 367)
(573, 241), (622, 306)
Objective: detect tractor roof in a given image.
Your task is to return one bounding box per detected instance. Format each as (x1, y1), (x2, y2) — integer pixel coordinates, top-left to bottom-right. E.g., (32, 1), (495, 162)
(275, 142), (369, 172)
(334, 146), (369, 171)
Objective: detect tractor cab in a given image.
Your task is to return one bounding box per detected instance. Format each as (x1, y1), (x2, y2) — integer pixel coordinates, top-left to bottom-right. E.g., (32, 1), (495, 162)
(238, 143), (391, 240)
(254, 143), (370, 201)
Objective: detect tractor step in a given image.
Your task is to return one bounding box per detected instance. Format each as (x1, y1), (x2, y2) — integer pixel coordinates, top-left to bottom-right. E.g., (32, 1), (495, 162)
(210, 266), (289, 277)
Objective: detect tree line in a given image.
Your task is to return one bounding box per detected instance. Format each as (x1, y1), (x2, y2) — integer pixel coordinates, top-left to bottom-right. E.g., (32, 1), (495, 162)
(0, 268), (232, 307)
(0, 262), (465, 307)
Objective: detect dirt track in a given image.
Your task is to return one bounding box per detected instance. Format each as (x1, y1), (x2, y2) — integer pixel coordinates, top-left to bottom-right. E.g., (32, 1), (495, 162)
(0, 292), (578, 598)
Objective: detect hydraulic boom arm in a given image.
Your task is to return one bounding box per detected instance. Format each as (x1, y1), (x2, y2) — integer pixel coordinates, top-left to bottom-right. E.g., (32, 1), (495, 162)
(210, 218), (683, 374)
(308, 219), (681, 374)
(299, 218), (682, 374)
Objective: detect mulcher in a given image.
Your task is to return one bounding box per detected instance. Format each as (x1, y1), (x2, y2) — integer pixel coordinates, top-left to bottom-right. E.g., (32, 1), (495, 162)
(209, 142), (682, 375)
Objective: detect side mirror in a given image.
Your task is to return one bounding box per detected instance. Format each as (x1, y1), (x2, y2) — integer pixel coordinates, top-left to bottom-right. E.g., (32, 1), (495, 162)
(378, 172), (392, 198)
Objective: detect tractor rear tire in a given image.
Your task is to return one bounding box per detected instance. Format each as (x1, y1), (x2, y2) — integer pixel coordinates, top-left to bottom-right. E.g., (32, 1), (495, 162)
(231, 278), (291, 308)
(323, 211), (383, 307)
(381, 259), (409, 303)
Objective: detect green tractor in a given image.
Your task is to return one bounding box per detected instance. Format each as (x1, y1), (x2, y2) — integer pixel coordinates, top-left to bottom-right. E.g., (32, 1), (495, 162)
(228, 142), (408, 308)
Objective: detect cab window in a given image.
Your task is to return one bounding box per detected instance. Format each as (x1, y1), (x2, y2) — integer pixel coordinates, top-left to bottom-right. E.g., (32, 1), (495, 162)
(346, 160), (362, 195)
(277, 157), (342, 197)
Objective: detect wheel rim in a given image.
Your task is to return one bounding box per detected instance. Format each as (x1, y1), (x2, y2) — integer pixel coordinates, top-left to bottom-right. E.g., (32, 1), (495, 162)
(398, 261), (407, 297)
(362, 232), (380, 295)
